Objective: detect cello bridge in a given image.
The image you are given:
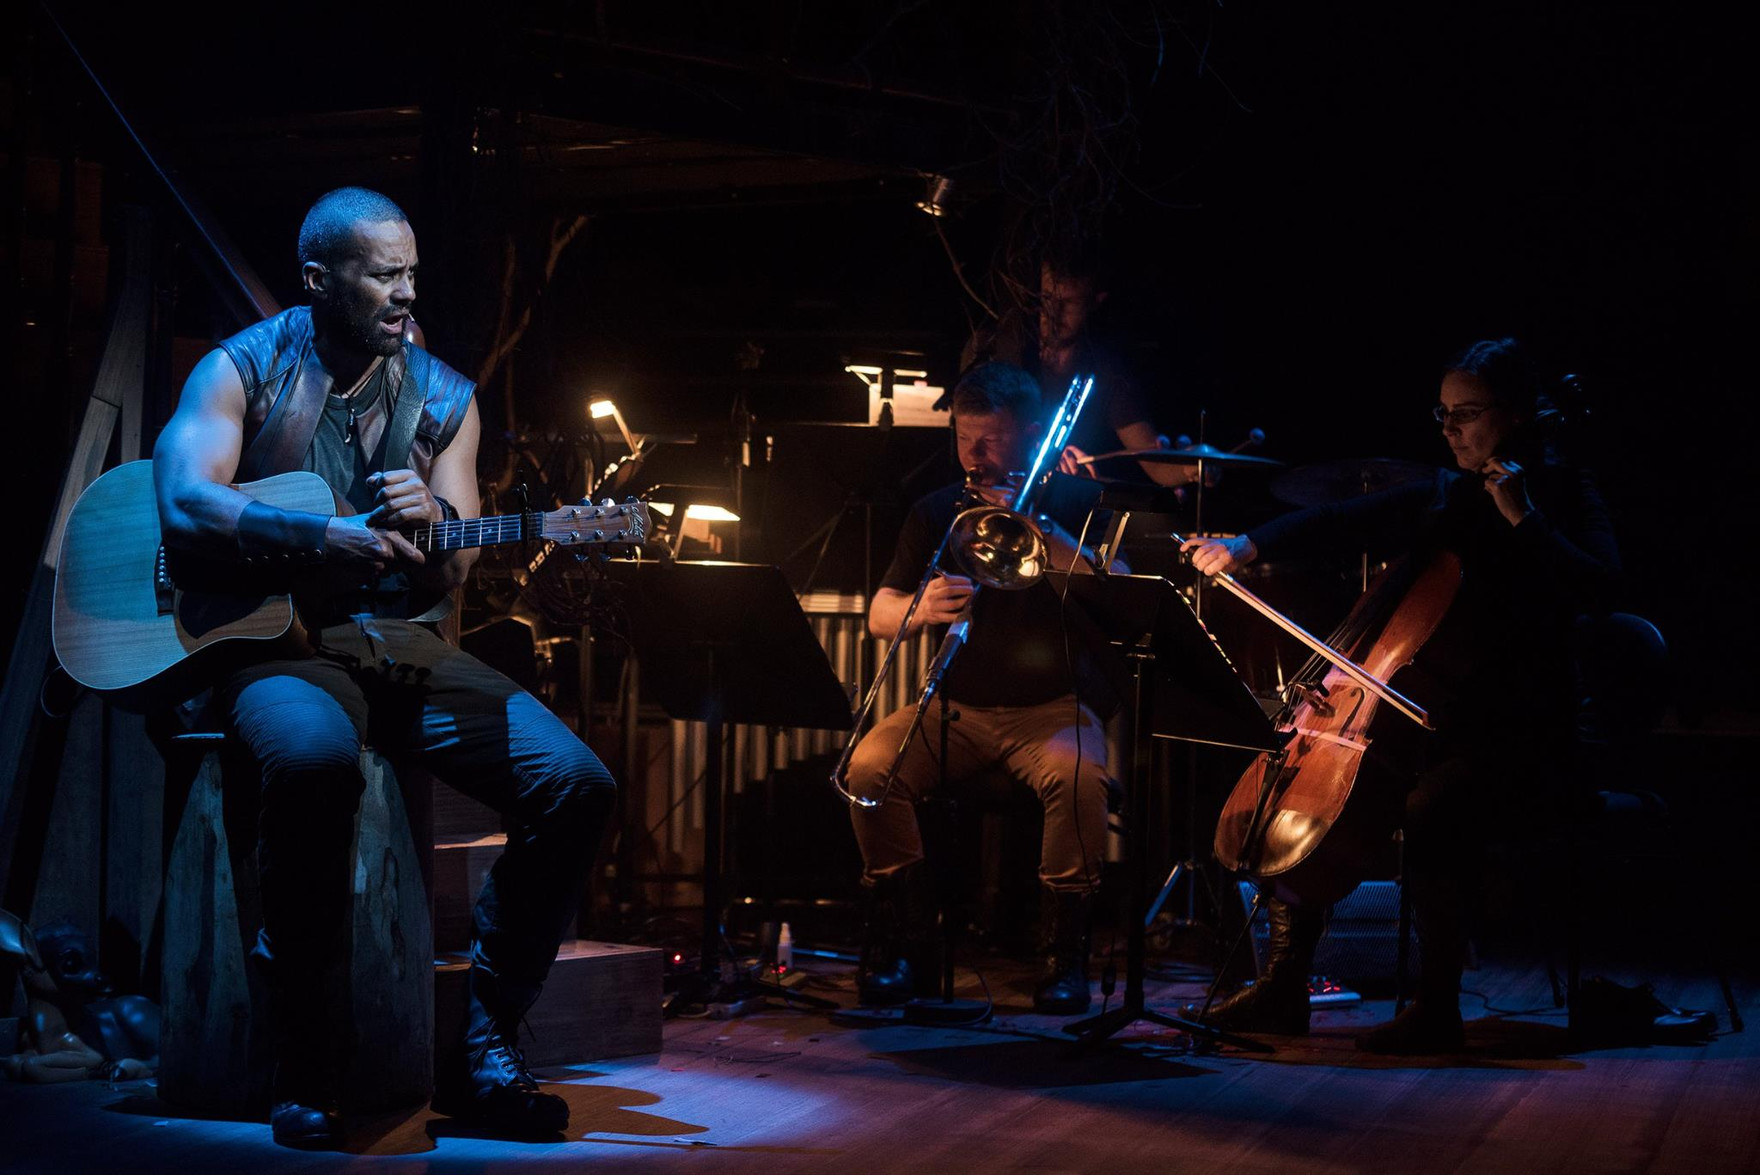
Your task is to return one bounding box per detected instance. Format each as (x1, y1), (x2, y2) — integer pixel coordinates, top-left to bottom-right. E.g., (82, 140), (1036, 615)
(1285, 681), (1333, 715)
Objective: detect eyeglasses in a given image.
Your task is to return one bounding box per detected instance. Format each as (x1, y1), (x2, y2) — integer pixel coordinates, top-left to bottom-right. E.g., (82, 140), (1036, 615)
(1433, 404), (1492, 427)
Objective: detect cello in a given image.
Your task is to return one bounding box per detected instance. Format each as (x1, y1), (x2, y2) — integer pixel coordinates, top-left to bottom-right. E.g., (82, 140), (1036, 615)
(1187, 542), (1463, 907)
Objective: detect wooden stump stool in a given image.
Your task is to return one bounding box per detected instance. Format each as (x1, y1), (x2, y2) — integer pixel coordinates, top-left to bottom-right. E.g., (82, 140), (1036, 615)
(158, 736), (433, 1115)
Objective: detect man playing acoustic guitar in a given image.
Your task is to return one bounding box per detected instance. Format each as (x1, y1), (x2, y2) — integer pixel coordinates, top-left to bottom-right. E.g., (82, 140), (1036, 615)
(153, 187), (615, 1147)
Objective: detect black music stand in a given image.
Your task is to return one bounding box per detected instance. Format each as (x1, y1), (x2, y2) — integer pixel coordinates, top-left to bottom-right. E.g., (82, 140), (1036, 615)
(1046, 571), (1280, 1053)
(602, 560), (853, 1012)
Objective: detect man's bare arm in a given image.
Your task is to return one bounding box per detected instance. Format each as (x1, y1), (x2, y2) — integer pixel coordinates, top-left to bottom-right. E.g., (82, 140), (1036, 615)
(1039, 515), (1127, 576)
(153, 348), (422, 568)
(152, 349), (252, 553)
(395, 397), (482, 591)
(1115, 420), (1196, 488)
(868, 575), (976, 640)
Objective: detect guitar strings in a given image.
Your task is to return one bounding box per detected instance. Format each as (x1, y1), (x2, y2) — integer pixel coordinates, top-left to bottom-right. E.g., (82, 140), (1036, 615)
(408, 506), (635, 551)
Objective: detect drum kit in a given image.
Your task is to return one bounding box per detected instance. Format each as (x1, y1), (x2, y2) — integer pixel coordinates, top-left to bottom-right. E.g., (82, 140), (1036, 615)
(1078, 444), (1434, 707)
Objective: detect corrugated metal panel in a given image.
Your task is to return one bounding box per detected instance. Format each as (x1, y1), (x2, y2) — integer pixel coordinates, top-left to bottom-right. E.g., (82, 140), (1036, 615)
(664, 594), (940, 794)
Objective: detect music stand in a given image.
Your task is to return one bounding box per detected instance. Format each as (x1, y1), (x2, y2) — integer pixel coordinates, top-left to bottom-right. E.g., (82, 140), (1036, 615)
(601, 560), (853, 1012)
(1046, 571), (1280, 1052)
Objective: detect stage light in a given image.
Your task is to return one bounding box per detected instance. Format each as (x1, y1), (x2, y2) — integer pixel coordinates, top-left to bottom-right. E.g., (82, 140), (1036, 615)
(844, 363), (928, 380)
(915, 174), (954, 218)
(646, 502), (741, 523)
(844, 361), (944, 426)
(644, 484), (741, 557)
(587, 396), (642, 454)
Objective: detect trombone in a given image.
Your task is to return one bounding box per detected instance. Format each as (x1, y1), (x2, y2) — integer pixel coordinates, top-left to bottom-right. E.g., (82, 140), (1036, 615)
(830, 374), (1096, 808)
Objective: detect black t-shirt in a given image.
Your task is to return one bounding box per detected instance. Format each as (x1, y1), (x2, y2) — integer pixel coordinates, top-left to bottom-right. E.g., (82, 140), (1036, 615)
(306, 361), (390, 515)
(302, 362), (410, 619)
(880, 475), (1112, 708)
(963, 314), (1155, 461)
(1040, 345), (1151, 462)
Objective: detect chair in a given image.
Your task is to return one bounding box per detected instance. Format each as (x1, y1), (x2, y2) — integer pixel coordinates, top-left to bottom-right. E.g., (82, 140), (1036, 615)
(899, 766), (1044, 1023)
(1395, 614), (1743, 1036)
(1560, 613), (1741, 1039)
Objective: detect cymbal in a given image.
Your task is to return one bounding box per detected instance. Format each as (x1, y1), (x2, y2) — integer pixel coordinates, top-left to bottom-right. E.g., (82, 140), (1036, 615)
(1078, 444), (1284, 468)
(1270, 458), (1435, 506)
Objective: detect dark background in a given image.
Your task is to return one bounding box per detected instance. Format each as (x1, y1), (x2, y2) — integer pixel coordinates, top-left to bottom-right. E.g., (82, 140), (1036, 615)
(4, 1), (1752, 722)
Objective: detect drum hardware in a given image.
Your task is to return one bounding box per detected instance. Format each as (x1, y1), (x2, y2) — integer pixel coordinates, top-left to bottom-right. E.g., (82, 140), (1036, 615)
(1114, 421), (1279, 942)
(1270, 458), (1434, 591)
(1078, 443), (1284, 468)
(1268, 457), (1434, 507)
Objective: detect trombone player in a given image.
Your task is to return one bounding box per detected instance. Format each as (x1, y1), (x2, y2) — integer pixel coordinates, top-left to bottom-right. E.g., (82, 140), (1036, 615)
(846, 362), (1120, 1015)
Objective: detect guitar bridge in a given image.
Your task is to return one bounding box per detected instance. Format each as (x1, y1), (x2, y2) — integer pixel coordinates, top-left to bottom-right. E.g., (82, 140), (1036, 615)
(154, 546), (176, 616)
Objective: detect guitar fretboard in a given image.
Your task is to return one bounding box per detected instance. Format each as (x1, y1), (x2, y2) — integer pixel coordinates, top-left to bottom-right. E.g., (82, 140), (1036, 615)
(404, 505), (642, 552)
(407, 514), (539, 552)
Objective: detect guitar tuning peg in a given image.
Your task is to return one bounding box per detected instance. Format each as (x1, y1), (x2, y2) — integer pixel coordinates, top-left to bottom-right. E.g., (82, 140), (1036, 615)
(599, 498), (615, 509)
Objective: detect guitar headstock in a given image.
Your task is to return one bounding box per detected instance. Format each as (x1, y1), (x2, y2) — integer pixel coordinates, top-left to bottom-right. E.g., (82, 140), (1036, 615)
(539, 500), (651, 548)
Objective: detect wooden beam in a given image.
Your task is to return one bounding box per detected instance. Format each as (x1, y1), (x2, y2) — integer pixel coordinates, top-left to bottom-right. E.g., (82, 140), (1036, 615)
(0, 207), (150, 899)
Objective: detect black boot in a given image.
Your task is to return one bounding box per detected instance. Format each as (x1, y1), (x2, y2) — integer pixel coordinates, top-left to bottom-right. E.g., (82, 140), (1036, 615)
(1189, 899), (1324, 1035)
(265, 965), (347, 1149)
(1357, 876), (1466, 1055)
(433, 965), (569, 1136)
(270, 1096), (343, 1150)
(857, 865), (936, 1006)
(1034, 888), (1095, 1015)
(1354, 994), (1465, 1054)
(269, 1044), (343, 1152)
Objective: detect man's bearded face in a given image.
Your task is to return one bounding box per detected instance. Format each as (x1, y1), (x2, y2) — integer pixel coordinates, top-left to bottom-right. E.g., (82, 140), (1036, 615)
(311, 218), (418, 358)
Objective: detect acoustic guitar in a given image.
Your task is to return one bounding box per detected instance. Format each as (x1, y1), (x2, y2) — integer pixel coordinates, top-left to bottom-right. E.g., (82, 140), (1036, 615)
(52, 460), (650, 707)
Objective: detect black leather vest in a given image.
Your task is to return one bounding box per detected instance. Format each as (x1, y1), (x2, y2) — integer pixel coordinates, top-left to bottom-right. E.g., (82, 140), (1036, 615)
(217, 306), (474, 485)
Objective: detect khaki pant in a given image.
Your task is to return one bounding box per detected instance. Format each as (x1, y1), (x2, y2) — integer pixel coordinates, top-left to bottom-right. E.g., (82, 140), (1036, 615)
(846, 694), (1114, 893)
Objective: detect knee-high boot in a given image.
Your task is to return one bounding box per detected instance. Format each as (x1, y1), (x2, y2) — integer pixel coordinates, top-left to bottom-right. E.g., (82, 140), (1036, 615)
(1190, 898), (1324, 1034)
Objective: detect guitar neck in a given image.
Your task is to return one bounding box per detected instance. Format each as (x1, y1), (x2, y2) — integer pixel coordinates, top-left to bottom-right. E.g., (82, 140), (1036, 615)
(405, 514), (540, 553)
(403, 501), (647, 553)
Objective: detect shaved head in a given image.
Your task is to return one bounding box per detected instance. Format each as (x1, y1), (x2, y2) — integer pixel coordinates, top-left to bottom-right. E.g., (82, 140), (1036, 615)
(298, 187), (409, 269)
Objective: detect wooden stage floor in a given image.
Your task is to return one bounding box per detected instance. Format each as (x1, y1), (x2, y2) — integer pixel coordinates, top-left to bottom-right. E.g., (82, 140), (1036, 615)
(4, 955), (1756, 1174)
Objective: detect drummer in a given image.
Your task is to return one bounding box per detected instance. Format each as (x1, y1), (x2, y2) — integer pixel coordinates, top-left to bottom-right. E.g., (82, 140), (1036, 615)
(1181, 338), (1622, 1053)
(963, 252), (1195, 488)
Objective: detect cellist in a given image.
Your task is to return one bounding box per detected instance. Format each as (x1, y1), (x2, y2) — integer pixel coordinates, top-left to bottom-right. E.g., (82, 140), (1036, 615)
(1182, 338), (1621, 1053)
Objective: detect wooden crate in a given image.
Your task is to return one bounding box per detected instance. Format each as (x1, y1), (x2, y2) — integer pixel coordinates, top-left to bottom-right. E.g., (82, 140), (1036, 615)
(430, 781), (503, 843)
(431, 835), (507, 953)
(436, 940), (662, 1067)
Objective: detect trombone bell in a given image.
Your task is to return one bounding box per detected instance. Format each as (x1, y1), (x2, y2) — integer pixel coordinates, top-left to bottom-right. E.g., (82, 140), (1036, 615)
(948, 505), (1048, 590)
